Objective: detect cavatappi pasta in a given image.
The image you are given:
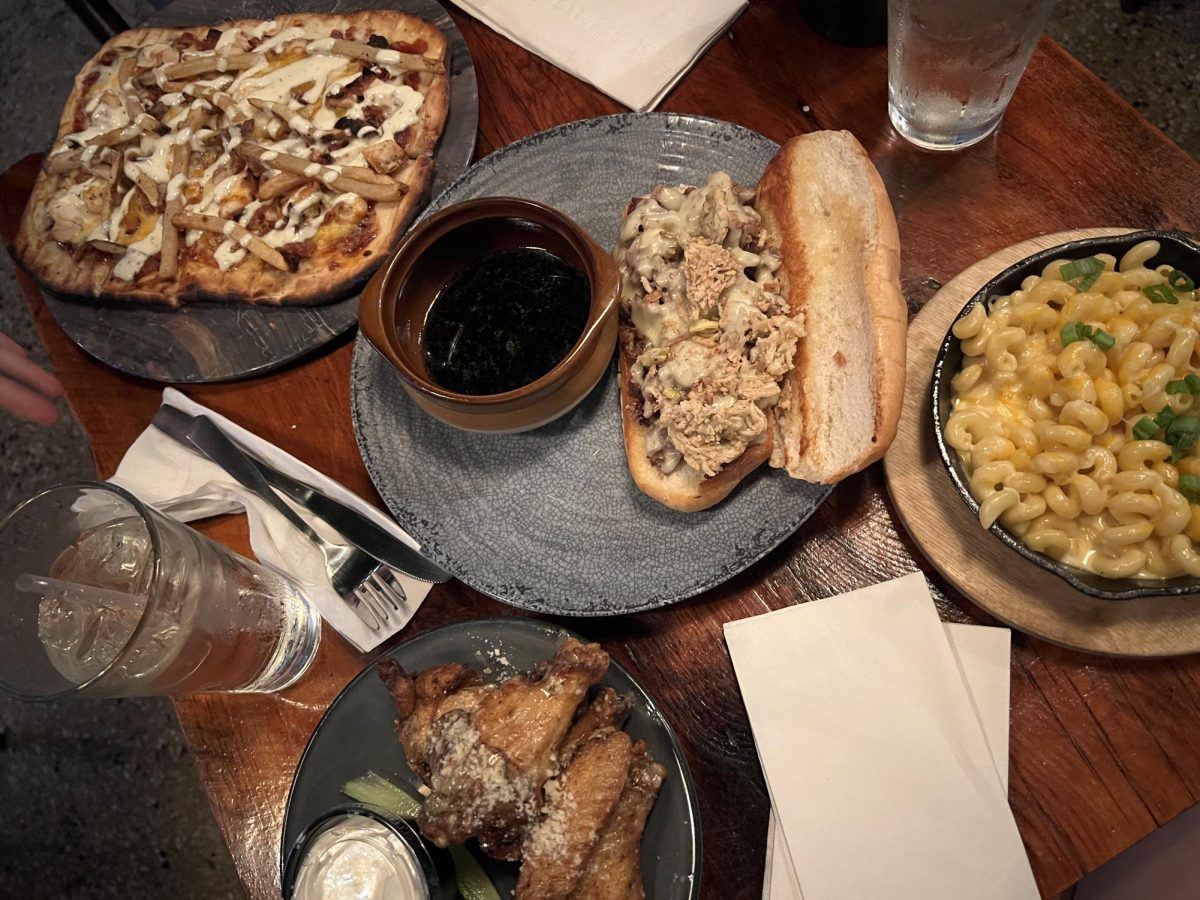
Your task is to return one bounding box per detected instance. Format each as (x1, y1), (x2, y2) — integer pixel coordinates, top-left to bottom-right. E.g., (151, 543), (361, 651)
(946, 240), (1200, 579)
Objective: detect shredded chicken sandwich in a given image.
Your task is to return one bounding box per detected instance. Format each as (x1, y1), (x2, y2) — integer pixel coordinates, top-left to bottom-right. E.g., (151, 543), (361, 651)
(616, 171), (804, 479)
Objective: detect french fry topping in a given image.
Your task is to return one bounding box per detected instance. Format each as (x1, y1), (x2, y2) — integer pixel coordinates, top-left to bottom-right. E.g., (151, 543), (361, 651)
(32, 13), (444, 291)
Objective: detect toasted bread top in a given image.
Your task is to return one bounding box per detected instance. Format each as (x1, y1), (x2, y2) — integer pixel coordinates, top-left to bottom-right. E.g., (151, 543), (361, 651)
(757, 131), (906, 484)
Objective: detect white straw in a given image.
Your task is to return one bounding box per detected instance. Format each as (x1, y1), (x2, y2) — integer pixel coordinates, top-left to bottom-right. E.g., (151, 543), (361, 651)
(16, 573), (146, 612)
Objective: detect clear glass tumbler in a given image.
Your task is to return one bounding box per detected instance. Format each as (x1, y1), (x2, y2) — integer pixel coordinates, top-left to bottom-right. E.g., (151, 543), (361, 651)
(887, 0), (1057, 150)
(0, 481), (321, 700)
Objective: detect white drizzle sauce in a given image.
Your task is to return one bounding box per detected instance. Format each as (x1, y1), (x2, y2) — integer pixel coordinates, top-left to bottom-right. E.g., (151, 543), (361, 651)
(214, 243), (247, 270)
(165, 174), (186, 202)
(112, 219), (162, 281)
(235, 54), (346, 106)
(48, 15), (429, 282)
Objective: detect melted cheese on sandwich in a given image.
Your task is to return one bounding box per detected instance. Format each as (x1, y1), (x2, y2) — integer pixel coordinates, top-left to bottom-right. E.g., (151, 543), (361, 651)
(615, 172), (804, 478)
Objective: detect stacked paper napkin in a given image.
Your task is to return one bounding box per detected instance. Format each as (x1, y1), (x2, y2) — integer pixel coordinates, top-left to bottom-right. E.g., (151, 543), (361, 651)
(725, 572), (1038, 900)
(453, 0), (748, 112)
(109, 388), (432, 653)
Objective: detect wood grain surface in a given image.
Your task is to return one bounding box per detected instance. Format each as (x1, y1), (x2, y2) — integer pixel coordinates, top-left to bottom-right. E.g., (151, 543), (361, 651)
(885, 227), (1200, 657)
(6, 2), (1200, 898)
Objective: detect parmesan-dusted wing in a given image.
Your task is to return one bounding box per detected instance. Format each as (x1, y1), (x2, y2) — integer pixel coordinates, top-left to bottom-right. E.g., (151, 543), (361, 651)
(418, 639), (609, 859)
(559, 688), (634, 765)
(474, 639), (611, 787)
(567, 743), (666, 900)
(515, 728), (634, 900)
(377, 659), (484, 781)
(15, 10), (450, 307)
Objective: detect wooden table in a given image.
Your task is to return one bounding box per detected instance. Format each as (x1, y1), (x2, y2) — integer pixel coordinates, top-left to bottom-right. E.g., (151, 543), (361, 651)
(7, 3), (1200, 898)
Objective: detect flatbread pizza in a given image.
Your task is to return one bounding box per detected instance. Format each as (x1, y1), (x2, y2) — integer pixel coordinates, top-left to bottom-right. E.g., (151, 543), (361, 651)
(15, 10), (450, 307)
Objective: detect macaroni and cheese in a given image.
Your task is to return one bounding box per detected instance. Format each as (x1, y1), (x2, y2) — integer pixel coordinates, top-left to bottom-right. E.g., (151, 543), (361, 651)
(946, 240), (1200, 579)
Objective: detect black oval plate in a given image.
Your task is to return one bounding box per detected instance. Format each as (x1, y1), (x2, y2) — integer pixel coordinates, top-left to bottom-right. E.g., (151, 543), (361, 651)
(281, 618), (702, 900)
(931, 228), (1200, 601)
(38, 0), (478, 383)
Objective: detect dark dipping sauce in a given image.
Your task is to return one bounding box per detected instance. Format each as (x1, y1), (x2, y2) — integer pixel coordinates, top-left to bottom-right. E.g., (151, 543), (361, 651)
(421, 247), (591, 395)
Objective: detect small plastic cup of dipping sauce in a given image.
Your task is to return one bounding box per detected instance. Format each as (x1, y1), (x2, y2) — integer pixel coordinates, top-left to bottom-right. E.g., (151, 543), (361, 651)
(283, 806), (454, 900)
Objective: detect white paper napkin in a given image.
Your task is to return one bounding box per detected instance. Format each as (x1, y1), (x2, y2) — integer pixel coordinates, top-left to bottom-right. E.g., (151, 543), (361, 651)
(726, 572), (1037, 900)
(761, 622), (1014, 900)
(452, 0), (748, 112)
(108, 388), (431, 653)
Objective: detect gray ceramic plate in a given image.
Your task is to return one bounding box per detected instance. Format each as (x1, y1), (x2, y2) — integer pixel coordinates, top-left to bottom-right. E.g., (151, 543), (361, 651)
(931, 229), (1200, 600)
(281, 618), (701, 900)
(350, 113), (834, 615)
(38, 0), (477, 383)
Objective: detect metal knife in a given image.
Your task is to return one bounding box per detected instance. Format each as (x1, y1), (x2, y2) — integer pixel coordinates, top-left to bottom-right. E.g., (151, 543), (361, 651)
(151, 405), (452, 584)
(250, 455), (452, 584)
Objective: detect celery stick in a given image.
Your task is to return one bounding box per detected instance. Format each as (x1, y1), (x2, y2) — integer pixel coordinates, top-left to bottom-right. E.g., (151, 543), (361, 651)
(448, 844), (502, 900)
(340, 770), (422, 820)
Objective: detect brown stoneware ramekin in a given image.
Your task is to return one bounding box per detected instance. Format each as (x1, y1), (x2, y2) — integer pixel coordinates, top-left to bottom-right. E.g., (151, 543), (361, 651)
(359, 197), (619, 433)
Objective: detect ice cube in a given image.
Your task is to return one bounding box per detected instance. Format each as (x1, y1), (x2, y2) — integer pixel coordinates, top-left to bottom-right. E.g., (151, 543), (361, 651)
(37, 596), (144, 685)
(36, 517), (156, 685)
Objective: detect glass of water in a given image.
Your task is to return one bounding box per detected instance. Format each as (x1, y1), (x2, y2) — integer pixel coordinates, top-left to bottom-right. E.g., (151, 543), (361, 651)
(888, 0), (1058, 150)
(0, 481), (322, 701)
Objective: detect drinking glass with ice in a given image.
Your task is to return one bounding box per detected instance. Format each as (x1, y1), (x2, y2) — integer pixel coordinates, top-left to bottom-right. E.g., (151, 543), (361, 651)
(0, 482), (321, 700)
(888, 0), (1057, 150)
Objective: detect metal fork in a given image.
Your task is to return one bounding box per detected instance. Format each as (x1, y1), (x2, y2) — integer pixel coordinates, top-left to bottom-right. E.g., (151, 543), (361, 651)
(151, 407), (405, 632)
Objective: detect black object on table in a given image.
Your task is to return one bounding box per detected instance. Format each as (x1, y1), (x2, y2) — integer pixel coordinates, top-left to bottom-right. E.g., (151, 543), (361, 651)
(64, 0), (130, 41)
(796, 0), (887, 46)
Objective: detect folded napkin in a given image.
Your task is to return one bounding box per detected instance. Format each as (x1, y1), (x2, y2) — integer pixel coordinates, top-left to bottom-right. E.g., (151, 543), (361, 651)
(453, 0), (748, 112)
(726, 572), (1037, 900)
(761, 622), (1014, 900)
(109, 388), (431, 652)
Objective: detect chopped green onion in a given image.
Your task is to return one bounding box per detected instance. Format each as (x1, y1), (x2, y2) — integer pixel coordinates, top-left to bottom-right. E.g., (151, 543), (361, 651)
(1166, 376), (1200, 396)
(1145, 284), (1179, 305)
(1060, 257), (1104, 285)
(1180, 474), (1200, 503)
(1060, 321), (1090, 346)
(1133, 417), (1160, 440)
(1089, 328), (1115, 351)
(449, 845), (503, 900)
(1173, 446), (1188, 462)
(1157, 406), (1178, 428)
(1167, 270), (1196, 291)
(1165, 415), (1200, 450)
(340, 772), (422, 820)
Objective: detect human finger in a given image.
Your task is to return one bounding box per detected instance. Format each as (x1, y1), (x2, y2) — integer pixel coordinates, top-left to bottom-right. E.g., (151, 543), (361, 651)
(0, 343), (64, 399)
(0, 373), (60, 425)
(0, 332), (29, 356)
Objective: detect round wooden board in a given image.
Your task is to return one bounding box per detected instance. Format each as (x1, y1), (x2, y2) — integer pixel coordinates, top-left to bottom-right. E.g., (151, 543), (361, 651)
(884, 227), (1200, 659)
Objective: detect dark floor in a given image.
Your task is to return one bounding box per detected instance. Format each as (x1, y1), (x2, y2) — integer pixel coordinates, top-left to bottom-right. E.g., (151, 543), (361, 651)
(1, 1), (1198, 897)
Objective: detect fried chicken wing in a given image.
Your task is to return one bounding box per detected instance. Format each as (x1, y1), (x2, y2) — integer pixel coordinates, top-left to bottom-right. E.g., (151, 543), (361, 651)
(377, 659), (484, 780)
(377, 638), (664, 895)
(568, 742), (666, 900)
(474, 638), (610, 786)
(418, 639), (610, 859)
(560, 688), (634, 765)
(516, 728), (635, 900)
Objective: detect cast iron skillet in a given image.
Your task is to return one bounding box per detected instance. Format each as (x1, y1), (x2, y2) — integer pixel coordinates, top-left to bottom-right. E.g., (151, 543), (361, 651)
(931, 229), (1200, 600)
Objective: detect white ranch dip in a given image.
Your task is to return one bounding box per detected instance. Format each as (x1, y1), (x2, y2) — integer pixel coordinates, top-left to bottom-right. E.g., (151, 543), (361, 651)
(293, 815), (429, 900)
